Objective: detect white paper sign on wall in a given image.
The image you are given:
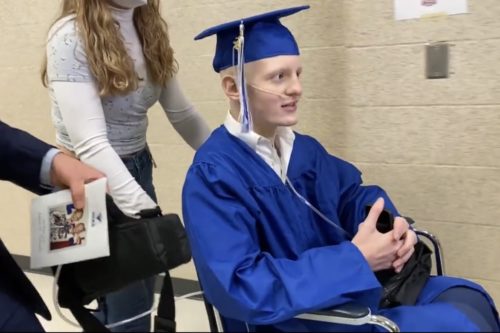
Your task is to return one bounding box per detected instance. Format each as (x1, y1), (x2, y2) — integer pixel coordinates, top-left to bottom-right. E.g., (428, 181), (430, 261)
(394, 0), (468, 21)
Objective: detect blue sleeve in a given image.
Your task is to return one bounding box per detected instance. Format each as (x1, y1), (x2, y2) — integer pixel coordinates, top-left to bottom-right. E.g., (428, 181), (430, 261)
(0, 121), (53, 194)
(327, 153), (400, 236)
(298, 135), (400, 236)
(182, 161), (381, 325)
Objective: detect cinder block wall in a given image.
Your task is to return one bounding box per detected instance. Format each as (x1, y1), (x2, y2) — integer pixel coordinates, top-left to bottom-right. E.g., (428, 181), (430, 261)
(339, 0), (500, 303)
(0, 0), (498, 303)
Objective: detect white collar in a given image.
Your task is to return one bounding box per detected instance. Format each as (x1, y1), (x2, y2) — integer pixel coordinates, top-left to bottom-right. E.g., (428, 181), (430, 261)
(224, 111), (295, 182)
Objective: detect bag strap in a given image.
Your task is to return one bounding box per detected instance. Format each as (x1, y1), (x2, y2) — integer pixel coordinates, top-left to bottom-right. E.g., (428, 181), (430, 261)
(66, 302), (110, 332)
(154, 273), (176, 332)
(61, 274), (177, 332)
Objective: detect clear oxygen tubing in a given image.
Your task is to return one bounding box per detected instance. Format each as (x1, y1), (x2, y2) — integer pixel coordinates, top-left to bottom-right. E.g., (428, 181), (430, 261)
(285, 176), (353, 239)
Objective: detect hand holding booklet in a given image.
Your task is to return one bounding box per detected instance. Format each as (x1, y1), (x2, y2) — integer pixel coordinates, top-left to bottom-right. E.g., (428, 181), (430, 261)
(30, 178), (109, 269)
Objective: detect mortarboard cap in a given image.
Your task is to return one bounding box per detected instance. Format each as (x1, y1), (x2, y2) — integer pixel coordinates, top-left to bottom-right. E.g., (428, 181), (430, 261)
(194, 5), (310, 73)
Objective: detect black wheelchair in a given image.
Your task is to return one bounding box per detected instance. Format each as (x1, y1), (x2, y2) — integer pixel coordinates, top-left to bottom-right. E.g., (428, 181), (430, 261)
(199, 226), (445, 333)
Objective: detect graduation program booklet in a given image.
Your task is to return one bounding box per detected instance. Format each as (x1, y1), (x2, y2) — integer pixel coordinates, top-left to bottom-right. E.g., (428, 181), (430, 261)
(30, 178), (109, 269)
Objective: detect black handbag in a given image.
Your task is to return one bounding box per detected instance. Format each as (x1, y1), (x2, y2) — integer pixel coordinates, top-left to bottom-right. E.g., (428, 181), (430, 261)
(366, 206), (433, 309)
(55, 196), (192, 332)
(376, 241), (432, 308)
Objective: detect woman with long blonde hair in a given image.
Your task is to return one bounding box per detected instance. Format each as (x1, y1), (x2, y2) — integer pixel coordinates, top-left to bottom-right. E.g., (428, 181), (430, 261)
(41, 0), (211, 331)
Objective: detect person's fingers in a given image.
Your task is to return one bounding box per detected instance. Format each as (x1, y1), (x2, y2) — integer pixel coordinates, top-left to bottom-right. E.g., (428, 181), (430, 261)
(397, 231), (416, 257)
(393, 216), (409, 241)
(69, 181), (86, 210)
(393, 238), (405, 258)
(380, 253), (399, 271)
(365, 197), (385, 230)
(393, 246), (415, 272)
(374, 235), (403, 269)
(409, 229), (418, 246)
(393, 235), (416, 271)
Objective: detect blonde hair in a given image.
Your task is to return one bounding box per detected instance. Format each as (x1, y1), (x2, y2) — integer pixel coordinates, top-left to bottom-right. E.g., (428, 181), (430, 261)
(41, 0), (177, 96)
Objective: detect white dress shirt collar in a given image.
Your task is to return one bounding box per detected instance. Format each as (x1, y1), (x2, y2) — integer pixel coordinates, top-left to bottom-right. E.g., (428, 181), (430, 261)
(224, 111), (295, 182)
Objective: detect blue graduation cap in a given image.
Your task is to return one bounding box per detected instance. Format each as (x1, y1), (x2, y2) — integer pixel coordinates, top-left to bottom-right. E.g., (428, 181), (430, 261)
(194, 5), (310, 132)
(194, 5), (310, 73)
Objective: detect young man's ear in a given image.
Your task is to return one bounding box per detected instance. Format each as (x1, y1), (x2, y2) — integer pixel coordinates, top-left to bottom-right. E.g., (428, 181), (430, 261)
(221, 75), (240, 101)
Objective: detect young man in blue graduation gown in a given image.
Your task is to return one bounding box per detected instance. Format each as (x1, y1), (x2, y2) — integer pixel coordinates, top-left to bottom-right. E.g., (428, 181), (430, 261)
(182, 5), (499, 332)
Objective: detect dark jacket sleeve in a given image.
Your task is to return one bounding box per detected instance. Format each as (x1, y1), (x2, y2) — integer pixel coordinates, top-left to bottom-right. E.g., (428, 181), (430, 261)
(0, 121), (53, 194)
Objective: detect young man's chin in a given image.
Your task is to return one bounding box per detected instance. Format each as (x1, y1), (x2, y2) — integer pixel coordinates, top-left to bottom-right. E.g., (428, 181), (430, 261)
(278, 117), (298, 127)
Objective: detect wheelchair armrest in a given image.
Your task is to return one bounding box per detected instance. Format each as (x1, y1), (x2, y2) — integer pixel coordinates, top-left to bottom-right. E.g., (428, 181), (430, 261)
(295, 302), (400, 332)
(295, 303), (369, 324)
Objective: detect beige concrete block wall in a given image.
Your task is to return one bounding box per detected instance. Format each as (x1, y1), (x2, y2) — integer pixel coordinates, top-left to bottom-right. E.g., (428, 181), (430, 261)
(342, 0), (500, 303)
(0, 0), (61, 254)
(0, 0), (498, 304)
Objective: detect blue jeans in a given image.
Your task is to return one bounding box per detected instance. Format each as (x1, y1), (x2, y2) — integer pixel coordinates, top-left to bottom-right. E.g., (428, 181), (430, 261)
(95, 146), (159, 332)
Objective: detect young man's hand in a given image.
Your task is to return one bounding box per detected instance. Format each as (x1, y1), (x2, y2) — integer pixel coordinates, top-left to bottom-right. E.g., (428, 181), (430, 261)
(352, 197), (404, 272)
(50, 152), (105, 209)
(391, 219), (417, 273)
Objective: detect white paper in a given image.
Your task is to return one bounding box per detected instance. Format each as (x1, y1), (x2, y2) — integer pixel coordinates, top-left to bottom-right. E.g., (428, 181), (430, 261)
(30, 178), (109, 269)
(395, 0), (468, 21)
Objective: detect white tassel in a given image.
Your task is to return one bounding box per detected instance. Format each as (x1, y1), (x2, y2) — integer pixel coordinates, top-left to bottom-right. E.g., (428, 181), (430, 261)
(235, 21), (252, 132)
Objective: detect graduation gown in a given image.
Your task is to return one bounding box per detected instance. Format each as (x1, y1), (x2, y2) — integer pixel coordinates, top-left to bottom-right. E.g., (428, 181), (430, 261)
(182, 126), (497, 332)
